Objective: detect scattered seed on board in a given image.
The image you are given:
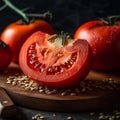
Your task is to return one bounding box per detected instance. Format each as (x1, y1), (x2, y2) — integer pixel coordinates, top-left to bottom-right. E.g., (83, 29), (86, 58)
(6, 73), (120, 96)
(61, 92), (67, 96)
(67, 116), (73, 120)
(70, 93), (77, 96)
(52, 113), (56, 117)
(32, 113), (45, 120)
(5, 71), (120, 119)
(89, 112), (95, 116)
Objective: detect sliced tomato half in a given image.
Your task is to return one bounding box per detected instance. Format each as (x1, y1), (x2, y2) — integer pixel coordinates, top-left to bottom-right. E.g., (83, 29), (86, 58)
(19, 31), (93, 88)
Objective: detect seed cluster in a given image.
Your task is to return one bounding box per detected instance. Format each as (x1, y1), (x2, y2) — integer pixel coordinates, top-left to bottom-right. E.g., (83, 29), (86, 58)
(28, 43), (78, 75)
(5, 72), (120, 120)
(31, 110), (120, 120)
(89, 110), (120, 120)
(6, 73), (57, 94)
(6, 73), (120, 96)
(32, 113), (45, 120)
(46, 53), (77, 75)
(32, 113), (73, 120)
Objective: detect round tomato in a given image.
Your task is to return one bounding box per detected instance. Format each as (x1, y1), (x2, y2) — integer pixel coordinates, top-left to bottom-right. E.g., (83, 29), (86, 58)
(19, 31), (93, 88)
(1, 19), (55, 63)
(0, 40), (12, 71)
(74, 20), (120, 71)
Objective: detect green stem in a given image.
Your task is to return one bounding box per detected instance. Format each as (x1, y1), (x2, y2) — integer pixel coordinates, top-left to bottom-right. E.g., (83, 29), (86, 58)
(3, 0), (29, 23)
(27, 11), (52, 20)
(61, 31), (69, 46)
(21, 7), (30, 12)
(108, 15), (120, 20)
(2, 0), (52, 24)
(0, 4), (7, 11)
(108, 15), (120, 25)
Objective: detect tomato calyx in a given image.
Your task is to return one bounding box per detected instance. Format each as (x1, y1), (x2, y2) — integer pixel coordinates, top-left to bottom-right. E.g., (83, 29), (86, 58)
(100, 15), (120, 26)
(1, 0), (52, 24)
(27, 33), (76, 75)
(48, 32), (72, 46)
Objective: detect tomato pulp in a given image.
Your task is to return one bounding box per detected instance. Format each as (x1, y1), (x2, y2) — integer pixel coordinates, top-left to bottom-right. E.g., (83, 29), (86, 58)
(1, 19), (55, 63)
(74, 20), (120, 71)
(19, 31), (93, 88)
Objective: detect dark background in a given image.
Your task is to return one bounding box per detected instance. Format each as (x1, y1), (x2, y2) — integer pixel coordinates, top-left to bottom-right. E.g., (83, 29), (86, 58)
(0, 0), (120, 120)
(0, 0), (120, 34)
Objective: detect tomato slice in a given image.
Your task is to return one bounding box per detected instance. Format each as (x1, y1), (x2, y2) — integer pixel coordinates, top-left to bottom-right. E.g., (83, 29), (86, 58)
(19, 31), (93, 88)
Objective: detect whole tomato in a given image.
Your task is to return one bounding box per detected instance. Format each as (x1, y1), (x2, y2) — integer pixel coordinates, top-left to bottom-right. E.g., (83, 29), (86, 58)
(1, 19), (55, 63)
(0, 40), (12, 71)
(19, 31), (93, 88)
(74, 18), (120, 71)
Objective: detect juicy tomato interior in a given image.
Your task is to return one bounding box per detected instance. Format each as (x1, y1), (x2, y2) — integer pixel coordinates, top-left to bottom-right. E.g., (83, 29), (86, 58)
(19, 31), (93, 88)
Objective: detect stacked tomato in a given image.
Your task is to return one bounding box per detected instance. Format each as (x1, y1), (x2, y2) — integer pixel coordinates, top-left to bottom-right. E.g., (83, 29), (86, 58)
(1, 0), (120, 88)
(1, 17), (120, 88)
(0, 17), (93, 88)
(0, 0), (93, 88)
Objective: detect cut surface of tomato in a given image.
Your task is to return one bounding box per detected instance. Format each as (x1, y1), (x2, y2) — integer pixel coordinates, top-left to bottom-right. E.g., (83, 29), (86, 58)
(19, 31), (93, 88)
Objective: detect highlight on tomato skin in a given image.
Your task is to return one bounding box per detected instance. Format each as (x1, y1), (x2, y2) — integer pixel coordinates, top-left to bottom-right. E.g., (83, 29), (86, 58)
(19, 31), (93, 88)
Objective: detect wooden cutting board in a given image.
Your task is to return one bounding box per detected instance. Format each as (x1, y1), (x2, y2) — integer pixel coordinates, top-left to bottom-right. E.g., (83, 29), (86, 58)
(0, 63), (120, 112)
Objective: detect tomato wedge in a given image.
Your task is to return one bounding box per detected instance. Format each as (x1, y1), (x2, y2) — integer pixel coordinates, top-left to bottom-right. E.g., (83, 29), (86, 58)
(19, 31), (93, 88)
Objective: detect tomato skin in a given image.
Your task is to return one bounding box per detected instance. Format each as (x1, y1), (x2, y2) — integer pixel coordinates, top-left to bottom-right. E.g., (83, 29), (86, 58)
(19, 31), (93, 88)
(74, 20), (120, 71)
(1, 19), (55, 63)
(0, 40), (12, 71)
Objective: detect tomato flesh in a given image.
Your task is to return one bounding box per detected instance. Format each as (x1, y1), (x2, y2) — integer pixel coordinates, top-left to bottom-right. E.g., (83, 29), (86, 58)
(19, 31), (93, 88)
(28, 43), (77, 75)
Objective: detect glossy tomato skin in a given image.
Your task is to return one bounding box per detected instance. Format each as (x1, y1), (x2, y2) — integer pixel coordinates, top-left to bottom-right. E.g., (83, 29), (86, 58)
(74, 20), (120, 71)
(1, 19), (55, 63)
(0, 40), (12, 71)
(19, 31), (93, 88)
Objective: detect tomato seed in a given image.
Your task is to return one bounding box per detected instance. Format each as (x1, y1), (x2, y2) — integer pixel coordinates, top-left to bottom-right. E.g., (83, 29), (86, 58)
(28, 43), (78, 76)
(6, 71), (120, 97)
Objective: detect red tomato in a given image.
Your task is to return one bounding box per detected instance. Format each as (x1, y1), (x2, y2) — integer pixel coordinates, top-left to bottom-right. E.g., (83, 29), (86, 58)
(0, 40), (12, 71)
(74, 20), (120, 71)
(1, 19), (55, 63)
(19, 31), (93, 88)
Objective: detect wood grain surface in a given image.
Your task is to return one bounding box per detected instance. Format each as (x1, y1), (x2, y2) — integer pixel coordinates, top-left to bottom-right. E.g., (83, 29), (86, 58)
(0, 63), (120, 112)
